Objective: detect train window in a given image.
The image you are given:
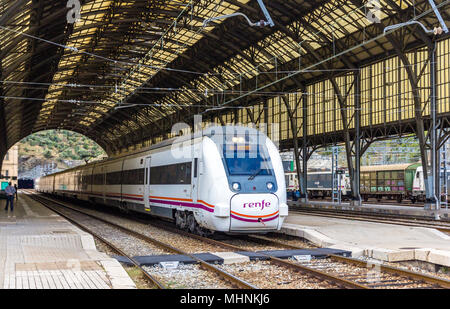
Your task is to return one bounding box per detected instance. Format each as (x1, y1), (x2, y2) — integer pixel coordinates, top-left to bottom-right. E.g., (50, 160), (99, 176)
(86, 174), (92, 185)
(222, 144), (273, 176)
(150, 162), (192, 185)
(106, 171), (122, 185)
(122, 169), (145, 185)
(92, 174), (104, 185)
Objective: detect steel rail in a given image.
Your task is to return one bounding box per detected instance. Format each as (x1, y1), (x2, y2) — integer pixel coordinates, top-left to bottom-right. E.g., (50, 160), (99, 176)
(242, 235), (450, 289)
(129, 213), (369, 289)
(169, 225), (450, 289)
(263, 255), (370, 289)
(30, 193), (257, 290)
(32, 191), (450, 288)
(329, 254), (450, 289)
(27, 194), (166, 289)
(289, 207), (450, 224)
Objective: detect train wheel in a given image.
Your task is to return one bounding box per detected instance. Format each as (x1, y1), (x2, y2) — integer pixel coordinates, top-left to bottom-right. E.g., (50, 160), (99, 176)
(187, 213), (196, 233)
(119, 202), (129, 213)
(175, 211), (188, 230)
(396, 196), (403, 203)
(195, 225), (211, 237)
(195, 225), (204, 237)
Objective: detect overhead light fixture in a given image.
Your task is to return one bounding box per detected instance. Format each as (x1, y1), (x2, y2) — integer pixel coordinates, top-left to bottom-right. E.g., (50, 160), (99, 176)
(383, 0), (448, 36)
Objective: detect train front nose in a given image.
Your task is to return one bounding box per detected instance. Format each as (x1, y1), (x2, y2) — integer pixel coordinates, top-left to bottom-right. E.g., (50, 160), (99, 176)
(230, 194), (281, 231)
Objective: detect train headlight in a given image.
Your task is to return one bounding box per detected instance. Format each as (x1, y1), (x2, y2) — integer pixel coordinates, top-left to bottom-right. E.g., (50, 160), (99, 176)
(267, 182), (274, 190)
(232, 182), (241, 191)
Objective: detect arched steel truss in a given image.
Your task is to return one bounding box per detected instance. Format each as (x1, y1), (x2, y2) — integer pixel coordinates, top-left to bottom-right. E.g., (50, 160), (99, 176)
(0, 0), (449, 204)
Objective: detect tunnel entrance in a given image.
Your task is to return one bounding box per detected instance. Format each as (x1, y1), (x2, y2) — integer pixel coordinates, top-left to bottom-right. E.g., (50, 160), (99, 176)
(12, 130), (107, 181)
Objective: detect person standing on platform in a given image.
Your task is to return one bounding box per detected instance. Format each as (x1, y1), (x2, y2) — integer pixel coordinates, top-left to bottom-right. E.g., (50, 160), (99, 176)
(14, 184), (18, 200)
(4, 182), (16, 211)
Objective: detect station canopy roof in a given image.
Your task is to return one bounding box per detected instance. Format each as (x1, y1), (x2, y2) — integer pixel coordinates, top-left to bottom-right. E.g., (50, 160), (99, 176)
(0, 0), (448, 155)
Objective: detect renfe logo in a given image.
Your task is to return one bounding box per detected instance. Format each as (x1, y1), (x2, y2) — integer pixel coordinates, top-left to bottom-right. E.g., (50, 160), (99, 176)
(243, 200), (271, 210)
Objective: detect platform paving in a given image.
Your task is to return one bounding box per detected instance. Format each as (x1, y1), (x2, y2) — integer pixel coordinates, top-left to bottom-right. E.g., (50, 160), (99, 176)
(281, 213), (450, 267)
(0, 193), (136, 289)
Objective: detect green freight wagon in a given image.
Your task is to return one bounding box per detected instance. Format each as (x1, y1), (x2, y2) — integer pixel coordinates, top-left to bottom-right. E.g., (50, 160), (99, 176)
(360, 163), (423, 203)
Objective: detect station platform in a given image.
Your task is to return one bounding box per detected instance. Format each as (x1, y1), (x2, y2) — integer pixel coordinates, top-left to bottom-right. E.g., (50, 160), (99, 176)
(288, 200), (450, 221)
(280, 212), (450, 267)
(0, 193), (136, 289)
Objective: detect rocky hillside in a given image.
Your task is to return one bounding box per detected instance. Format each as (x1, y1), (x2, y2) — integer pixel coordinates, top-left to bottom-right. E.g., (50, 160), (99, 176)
(18, 130), (107, 176)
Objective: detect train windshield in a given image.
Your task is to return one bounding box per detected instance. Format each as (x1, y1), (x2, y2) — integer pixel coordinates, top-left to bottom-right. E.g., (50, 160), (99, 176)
(223, 143), (273, 177)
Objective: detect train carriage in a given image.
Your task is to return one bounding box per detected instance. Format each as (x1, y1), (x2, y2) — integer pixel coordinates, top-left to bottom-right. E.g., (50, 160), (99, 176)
(285, 170), (351, 199)
(284, 163), (426, 203)
(36, 126), (288, 234)
(360, 163), (423, 203)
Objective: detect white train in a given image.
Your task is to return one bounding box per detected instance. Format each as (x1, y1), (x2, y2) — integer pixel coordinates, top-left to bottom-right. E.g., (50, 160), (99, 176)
(36, 126), (288, 234)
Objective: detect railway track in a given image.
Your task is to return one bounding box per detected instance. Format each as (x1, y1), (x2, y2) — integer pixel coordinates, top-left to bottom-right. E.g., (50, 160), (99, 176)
(240, 235), (450, 289)
(302, 198), (425, 207)
(288, 207), (450, 234)
(28, 192), (364, 288)
(146, 218), (450, 289)
(28, 191), (450, 289)
(363, 200), (425, 207)
(25, 193), (166, 289)
(26, 192), (257, 290)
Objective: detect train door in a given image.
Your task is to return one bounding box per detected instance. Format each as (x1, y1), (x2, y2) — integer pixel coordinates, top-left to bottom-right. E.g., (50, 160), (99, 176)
(413, 168), (424, 193)
(101, 166), (106, 204)
(192, 140), (202, 202)
(144, 156), (151, 211)
(192, 158), (199, 202)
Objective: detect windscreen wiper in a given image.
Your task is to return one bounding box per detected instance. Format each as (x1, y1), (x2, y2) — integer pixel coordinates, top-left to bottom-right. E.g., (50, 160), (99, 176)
(248, 169), (263, 181)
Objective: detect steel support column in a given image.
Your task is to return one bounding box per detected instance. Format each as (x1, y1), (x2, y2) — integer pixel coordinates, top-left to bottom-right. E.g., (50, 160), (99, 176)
(428, 40), (440, 210)
(263, 97), (269, 133)
(0, 48), (6, 173)
(301, 90), (308, 201)
(351, 69), (362, 206)
(282, 92), (306, 200)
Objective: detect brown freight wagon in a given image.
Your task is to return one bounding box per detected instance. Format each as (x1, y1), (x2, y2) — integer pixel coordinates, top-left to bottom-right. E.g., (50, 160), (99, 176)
(360, 163), (422, 203)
